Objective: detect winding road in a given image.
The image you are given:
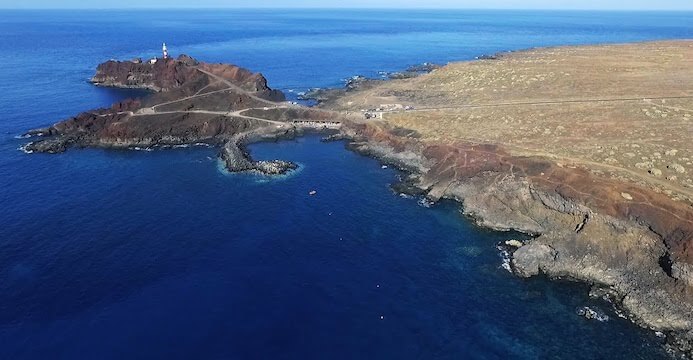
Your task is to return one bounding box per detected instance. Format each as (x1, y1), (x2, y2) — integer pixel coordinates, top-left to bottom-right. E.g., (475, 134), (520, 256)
(123, 66), (306, 126)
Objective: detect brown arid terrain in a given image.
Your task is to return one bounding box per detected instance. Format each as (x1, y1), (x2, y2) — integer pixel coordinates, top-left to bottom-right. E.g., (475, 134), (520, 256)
(327, 41), (693, 357)
(327, 41), (693, 203)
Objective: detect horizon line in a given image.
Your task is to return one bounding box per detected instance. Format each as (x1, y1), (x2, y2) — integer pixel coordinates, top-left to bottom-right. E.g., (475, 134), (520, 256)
(1, 7), (692, 11)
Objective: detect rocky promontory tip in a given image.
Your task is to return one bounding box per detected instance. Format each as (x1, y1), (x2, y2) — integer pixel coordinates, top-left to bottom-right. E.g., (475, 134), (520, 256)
(221, 139), (298, 175)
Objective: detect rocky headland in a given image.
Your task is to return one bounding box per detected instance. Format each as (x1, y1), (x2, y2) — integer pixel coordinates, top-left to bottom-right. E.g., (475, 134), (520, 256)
(24, 54), (341, 175)
(22, 41), (693, 357)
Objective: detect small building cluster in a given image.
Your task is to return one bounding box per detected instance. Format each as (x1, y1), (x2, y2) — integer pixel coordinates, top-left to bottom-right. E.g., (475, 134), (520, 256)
(129, 43), (170, 65)
(149, 43), (168, 64)
(292, 120), (341, 129)
(361, 103), (414, 119)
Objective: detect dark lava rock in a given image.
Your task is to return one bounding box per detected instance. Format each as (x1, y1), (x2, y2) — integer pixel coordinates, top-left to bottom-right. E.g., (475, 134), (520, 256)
(221, 139), (297, 176)
(176, 54), (199, 66)
(576, 306), (610, 322)
(23, 138), (71, 153)
(254, 160), (298, 175)
(387, 62), (442, 79)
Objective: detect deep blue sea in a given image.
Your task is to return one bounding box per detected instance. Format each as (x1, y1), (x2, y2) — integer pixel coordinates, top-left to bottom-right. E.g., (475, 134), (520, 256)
(1, 9), (692, 359)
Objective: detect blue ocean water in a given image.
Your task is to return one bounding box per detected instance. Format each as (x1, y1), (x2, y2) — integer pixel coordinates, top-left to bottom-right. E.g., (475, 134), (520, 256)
(1, 9), (691, 359)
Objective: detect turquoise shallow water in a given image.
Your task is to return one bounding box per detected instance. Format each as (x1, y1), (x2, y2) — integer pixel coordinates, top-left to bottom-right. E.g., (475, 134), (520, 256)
(1, 9), (691, 359)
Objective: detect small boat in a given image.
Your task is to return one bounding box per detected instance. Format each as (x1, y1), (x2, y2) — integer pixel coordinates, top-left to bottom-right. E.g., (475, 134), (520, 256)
(309, 190), (317, 196)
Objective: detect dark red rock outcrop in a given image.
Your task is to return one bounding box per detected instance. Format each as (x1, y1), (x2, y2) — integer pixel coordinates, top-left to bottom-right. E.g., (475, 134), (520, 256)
(91, 55), (285, 102)
(92, 57), (199, 92)
(25, 55), (291, 153)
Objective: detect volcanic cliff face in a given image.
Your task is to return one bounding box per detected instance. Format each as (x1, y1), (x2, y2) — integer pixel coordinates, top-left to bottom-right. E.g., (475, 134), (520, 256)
(23, 55), (338, 174)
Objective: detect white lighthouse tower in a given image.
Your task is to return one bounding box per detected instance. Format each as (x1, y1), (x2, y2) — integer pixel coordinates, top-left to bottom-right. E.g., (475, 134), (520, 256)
(162, 43), (169, 59)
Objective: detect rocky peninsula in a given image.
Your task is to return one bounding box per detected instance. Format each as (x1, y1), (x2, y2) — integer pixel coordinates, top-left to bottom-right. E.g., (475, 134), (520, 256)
(24, 54), (341, 174)
(23, 41), (693, 357)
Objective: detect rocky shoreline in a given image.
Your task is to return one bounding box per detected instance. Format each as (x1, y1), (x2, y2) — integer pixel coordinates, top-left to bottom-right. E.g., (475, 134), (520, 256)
(336, 119), (693, 358)
(321, 40), (693, 357)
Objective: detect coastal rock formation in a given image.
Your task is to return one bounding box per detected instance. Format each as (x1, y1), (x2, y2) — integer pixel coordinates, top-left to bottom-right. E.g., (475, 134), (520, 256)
(341, 118), (693, 357)
(512, 243), (556, 277)
(220, 130), (299, 175)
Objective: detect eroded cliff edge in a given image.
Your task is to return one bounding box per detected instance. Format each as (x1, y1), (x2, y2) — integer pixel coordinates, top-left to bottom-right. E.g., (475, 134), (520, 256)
(328, 41), (693, 357)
